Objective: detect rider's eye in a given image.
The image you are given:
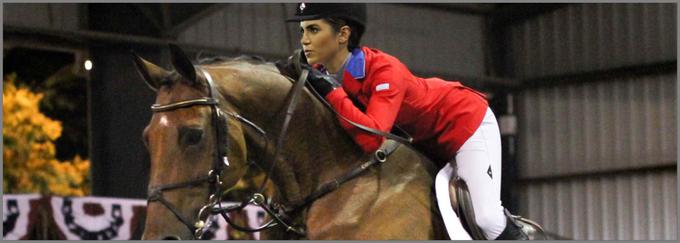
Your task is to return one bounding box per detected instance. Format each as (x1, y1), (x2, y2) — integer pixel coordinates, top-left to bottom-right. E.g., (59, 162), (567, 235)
(179, 127), (204, 146)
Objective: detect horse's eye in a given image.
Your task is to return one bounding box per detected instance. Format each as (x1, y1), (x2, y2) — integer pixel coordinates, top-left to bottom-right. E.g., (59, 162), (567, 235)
(179, 127), (204, 146)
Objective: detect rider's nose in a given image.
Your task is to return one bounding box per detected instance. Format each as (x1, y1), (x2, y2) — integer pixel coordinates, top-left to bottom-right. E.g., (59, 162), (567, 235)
(162, 235), (181, 240)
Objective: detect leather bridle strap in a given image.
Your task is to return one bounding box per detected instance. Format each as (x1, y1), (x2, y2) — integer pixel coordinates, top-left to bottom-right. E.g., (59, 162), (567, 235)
(146, 172), (218, 235)
(151, 98), (217, 112)
(283, 139), (401, 214)
(147, 175), (214, 232)
(257, 68), (310, 193)
(200, 66), (230, 173)
(146, 66), (233, 238)
(148, 175), (213, 193)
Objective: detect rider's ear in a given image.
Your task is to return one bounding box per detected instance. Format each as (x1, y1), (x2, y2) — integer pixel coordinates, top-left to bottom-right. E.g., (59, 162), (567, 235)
(338, 26), (351, 44)
(168, 43), (197, 84)
(131, 50), (170, 92)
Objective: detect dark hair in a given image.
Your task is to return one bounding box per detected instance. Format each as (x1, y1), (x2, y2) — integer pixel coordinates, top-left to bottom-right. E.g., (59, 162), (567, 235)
(324, 17), (364, 51)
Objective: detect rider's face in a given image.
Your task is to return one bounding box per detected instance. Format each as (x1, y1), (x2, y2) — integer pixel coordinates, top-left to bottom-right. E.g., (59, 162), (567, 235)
(299, 19), (343, 65)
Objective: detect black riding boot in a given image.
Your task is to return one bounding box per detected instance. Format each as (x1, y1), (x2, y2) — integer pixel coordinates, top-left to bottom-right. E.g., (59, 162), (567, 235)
(495, 218), (529, 240)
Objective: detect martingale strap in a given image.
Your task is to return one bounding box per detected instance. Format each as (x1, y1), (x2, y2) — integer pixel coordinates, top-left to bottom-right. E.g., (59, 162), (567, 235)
(284, 139), (402, 214)
(257, 68), (310, 193)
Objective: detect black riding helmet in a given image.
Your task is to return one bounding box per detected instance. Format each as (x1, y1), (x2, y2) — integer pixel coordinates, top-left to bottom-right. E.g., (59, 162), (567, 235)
(286, 3), (367, 38)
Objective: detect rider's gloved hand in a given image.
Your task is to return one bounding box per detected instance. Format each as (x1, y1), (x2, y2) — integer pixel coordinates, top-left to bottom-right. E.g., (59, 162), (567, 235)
(304, 65), (341, 97)
(275, 49), (307, 78)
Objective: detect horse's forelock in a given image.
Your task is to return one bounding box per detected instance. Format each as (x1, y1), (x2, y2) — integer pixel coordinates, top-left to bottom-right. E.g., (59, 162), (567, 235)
(158, 72), (178, 87)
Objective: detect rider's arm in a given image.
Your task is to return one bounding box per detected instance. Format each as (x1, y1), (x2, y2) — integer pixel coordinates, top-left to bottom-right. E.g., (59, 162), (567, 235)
(324, 63), (406, 153)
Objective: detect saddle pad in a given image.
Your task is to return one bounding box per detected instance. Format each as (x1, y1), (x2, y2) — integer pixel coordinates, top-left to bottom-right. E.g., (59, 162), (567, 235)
(435, 163), (473, 240)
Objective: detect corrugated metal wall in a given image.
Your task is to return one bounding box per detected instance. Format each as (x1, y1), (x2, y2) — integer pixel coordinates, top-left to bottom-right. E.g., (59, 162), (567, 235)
(516, 74), (677, 240)
(518, 74), (677, 177)
(3, 3), (80, 31)
(506, 3), (676, 79)
(364, 4), (485, 78)
(518, 169), (676, 240)
(178, 3), (486, 78)
(508, 3), (677, 240)
(178, 3), (297, 58)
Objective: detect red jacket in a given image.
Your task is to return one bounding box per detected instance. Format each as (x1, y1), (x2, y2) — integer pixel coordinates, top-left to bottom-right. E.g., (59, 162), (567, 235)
(323, 46), (489, 162)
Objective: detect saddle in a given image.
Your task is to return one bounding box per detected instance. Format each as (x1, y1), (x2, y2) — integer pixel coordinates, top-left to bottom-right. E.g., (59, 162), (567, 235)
(446, 167), (547, 240)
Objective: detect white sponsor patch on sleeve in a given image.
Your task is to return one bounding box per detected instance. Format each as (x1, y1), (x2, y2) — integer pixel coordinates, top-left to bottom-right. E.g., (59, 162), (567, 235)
(375, 83), (390, 92)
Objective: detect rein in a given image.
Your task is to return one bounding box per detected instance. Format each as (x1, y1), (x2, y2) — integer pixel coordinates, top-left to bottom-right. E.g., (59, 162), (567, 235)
(147, 63), (407, 239)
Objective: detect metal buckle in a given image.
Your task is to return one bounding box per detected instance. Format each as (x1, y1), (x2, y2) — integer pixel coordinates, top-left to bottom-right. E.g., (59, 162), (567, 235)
(374, 149), (387, 163)
(251, 193), (266, 205)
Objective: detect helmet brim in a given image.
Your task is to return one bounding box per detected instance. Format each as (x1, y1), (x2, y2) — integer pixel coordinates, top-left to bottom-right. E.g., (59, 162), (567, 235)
(285, 14), (324, 22)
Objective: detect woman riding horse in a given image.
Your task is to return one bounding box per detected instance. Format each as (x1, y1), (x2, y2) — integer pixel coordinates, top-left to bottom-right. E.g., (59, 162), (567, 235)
(135, 45), (449, 240)
(281, 3), (527, 240)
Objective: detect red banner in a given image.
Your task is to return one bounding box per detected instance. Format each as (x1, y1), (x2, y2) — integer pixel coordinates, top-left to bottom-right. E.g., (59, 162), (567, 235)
(3, 195), (266, 240)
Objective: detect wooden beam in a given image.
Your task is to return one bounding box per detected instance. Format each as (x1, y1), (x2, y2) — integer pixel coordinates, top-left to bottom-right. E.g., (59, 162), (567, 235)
(517, 163), (676, 184)
(4, 25), (289, 60)
(516, 60), (677, 91)
(5, 25), (521, 90)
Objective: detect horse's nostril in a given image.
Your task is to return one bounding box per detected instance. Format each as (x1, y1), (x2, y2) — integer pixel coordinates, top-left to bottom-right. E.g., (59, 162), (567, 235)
(162, 235), (181, 240)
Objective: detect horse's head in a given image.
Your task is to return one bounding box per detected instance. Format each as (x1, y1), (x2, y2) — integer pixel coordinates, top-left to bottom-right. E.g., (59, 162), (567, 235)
(133, 45), (249, 240)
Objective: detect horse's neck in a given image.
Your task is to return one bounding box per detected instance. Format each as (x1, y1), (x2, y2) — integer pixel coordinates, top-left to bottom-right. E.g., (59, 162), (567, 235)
(213, 64), (365, 203)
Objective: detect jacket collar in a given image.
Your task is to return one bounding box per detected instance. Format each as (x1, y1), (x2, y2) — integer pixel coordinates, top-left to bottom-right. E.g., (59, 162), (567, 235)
(313, 47), (365, 80)
(346, 47), (365, 80)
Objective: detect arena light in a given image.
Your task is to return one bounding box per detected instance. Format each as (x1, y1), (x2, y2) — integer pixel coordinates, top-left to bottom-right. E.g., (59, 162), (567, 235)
(84, 60), (93, 71)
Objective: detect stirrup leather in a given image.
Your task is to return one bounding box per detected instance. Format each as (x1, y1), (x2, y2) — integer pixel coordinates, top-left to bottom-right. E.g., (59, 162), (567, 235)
(449, 177), (548, 240)
(449, 176), (487, 240)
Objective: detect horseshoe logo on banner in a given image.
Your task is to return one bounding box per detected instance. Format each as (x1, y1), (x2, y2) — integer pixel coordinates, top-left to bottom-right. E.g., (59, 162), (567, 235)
(61, 197), (124, 240)
(50, 196), (146, 240)
(3, 200), (20, 236)
(2, 194), (42, 240)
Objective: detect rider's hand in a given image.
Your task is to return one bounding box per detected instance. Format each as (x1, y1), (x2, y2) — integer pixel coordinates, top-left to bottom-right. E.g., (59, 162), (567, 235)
(305, 66), (341, 97)
(275, 49), (307, 78)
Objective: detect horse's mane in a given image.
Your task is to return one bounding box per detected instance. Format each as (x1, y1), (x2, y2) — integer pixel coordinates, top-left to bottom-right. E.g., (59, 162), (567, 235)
(197, 54), (271, 66)
(195, 54), (284, 77)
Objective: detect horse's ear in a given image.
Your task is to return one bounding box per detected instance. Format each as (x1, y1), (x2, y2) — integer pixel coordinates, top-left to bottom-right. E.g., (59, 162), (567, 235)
(168, 43), (197, 84)
(130, 50), (170, 92)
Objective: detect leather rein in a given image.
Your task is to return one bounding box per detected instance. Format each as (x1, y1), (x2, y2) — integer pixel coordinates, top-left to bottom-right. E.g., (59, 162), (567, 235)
(146, 64), (409, 239)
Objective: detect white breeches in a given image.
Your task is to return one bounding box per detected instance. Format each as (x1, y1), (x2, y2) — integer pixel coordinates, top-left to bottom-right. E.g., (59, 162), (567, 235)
(452, 107), (506, 240)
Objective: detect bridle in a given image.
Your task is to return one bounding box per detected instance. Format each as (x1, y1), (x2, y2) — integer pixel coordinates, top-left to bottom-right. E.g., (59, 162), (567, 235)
(146, 61), (408, 239)
(146, 65), (311, 239)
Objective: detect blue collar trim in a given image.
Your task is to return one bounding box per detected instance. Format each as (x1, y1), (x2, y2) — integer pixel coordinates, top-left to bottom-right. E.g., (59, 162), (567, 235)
(346, 48), (365, 79)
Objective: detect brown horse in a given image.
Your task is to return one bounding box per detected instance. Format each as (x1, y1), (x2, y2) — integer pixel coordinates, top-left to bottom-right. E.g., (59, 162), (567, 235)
(134, 45), (447, 240)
